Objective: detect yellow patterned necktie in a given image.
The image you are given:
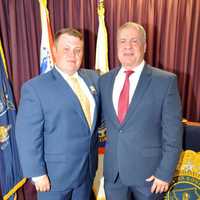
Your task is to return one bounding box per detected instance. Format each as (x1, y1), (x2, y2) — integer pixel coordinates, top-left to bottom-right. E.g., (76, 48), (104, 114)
(69, 76), (92, 128)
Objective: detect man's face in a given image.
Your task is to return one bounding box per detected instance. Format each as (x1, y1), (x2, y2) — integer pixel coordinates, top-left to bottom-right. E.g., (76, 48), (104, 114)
(117, 27), (146, 69)
(53, 33), (83, 75)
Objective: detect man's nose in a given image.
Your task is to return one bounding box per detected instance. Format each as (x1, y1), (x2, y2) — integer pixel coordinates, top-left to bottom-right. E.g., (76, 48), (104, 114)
(125, 41), (133, 49)
(68, 50), (76, 57)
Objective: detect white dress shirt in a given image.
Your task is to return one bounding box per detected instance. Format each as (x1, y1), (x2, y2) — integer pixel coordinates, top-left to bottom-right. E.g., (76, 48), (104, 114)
(112, 60), (145, 115)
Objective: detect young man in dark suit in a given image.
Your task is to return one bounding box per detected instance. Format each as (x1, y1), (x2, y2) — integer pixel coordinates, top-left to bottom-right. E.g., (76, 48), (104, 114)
(16, 28), (99, 200)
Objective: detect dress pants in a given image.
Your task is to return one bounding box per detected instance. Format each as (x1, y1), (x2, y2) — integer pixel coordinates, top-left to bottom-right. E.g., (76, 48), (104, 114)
(104, 174), (164, 200)
(37, 176), (92, 200)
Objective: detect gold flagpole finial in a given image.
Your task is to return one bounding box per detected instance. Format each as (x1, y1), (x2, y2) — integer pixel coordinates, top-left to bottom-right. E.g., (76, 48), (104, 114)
(98, 0), (105, 16)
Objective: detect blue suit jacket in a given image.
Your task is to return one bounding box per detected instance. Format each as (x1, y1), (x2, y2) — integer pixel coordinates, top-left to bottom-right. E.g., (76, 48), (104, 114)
(99, 64), (183, 185)
(15, 68), (99, 191)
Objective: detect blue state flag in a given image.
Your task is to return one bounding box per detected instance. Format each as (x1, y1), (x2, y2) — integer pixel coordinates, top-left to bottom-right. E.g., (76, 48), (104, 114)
(0, 42), (25, 200)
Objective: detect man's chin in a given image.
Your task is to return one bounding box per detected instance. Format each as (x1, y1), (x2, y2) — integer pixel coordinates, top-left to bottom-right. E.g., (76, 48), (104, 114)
(122, 60), (143, 68)
(123, 63), (137, 69)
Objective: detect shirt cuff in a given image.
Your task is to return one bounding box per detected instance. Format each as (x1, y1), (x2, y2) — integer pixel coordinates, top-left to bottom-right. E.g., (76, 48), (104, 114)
(32, 174), (46, 183)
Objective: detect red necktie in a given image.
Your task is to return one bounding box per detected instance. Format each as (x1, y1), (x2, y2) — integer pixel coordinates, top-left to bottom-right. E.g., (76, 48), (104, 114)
(117, 70), (133, 123)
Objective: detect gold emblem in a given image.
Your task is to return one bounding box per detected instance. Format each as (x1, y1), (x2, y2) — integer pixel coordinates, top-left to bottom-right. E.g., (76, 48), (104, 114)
(98, 126), (107, 142)
(0, 125), (11, 143)
(165, 150), (200, 200)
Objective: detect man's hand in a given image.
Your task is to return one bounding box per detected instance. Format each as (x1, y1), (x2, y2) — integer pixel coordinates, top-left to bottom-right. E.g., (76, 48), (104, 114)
(34, 175), (51, 192)
(146, 175), (169, 193)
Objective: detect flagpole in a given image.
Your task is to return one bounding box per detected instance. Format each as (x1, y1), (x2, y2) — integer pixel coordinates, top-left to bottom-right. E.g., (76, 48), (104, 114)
(0, 39), (8, 78)
(93, 2), (108, 199)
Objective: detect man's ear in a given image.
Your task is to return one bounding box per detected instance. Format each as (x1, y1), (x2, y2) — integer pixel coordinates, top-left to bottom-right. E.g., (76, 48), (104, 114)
(144, 43), (147, 53)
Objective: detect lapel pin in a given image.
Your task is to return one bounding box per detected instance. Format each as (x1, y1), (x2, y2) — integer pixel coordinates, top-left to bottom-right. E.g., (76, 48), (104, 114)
(90, 85), (96, 95)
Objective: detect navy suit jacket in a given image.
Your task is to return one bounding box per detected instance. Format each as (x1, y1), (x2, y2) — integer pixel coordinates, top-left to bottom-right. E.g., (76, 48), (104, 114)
(15, 68), (99, 191)
(99, 64), (183, 185)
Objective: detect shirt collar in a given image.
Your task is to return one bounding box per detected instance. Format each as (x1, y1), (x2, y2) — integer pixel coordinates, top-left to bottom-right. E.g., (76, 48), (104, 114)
(55, 65), (79, 79)
(120, 60), (145, 75)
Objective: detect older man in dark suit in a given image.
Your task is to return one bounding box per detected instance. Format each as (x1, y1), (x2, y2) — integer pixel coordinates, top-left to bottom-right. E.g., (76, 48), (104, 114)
(99, 22), (183, 200)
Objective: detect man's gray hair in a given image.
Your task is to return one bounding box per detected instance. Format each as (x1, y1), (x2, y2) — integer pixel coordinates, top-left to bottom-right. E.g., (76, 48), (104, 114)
(117, 22), (146, 43)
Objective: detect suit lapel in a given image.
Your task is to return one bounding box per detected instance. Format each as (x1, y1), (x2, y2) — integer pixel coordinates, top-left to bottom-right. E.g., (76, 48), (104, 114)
(105, 67), (121, 127)
(78, 70), (98, 133)
(51, 68), (86, 125)
(122, 64), (152, 126)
